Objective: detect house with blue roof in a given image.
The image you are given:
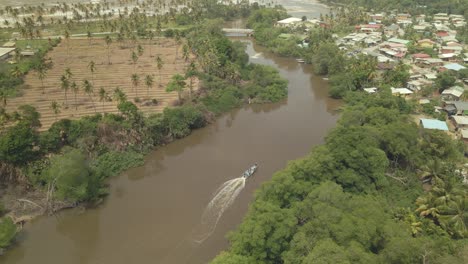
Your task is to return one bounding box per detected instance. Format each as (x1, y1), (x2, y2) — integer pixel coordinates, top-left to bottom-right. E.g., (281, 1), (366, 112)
(443, 63), (466, 72)
(420, 118), (449, 131)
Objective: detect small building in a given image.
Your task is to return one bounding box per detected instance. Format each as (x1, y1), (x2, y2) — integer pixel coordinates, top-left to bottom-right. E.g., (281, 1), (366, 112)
(276, 17), (303, 27)
(0, 47), (15, 60)
(460, 129), (468, 142)
(443, 63), (466, 72)
(438, 53), (458, 62)
(363, 87), (378, 93)
(445, 101), (468, 115)
(388, 38), (411, 46)
(2, 41), (15, 48)
(391, 87), (413, 97)
(441, 86), (464, 101)
(451, 116), (468, 129)
(419, 98), (431, 105)
(417, 39), (435, 48)
(420, 118), (449, 131)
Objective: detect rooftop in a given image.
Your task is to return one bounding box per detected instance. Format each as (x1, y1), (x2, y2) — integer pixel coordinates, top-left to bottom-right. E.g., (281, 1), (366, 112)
(388, 38), (410, 45)
(277, 17), (303, 24)
(0, 47), (15, 57)
(444, 63), (467, 71)
(420, 118), (449, 131)
(452, 116), (468, 126)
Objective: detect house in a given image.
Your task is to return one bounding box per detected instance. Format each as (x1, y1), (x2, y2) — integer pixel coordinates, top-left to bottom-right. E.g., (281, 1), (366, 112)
(460, 129), (468, 142)
(391, 87), (413, 97)
(0, 47), (15, 60)
(2, 41), (15, 48)
(438, 53), (458, 62)
(443, 63), (466, 72)
(451, 116), (468, 129)
(384, 24), (399, 36)
(388, 38), (411, 46)
(445, 101), (468, 115)
(412, 53), (431, 61)
(417, 58), (444, 67)
(363, 87), (378, 93)
(417, 39), (435, 48)
(276, 17), (303, 27)
(441, 46), (463, 54)
(424, 73), (438, 80)
(441, 86), (464, 101)
(420, 118), (449, 131)
(407, 80), (425, 91)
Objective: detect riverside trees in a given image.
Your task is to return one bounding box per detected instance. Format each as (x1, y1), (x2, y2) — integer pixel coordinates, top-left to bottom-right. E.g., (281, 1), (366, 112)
(212, 91), (468, 264)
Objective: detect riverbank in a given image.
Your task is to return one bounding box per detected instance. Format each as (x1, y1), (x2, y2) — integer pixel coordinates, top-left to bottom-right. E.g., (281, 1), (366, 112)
(210, 4), (468, 264)
(0, 2), (288, 254)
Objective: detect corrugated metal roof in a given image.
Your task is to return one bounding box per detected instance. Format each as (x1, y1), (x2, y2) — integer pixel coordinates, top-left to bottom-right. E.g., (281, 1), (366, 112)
(420, 118), (449, 131)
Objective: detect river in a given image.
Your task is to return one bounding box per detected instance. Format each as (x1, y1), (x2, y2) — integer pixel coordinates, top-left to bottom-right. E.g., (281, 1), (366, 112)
(1, 2), (338, 264)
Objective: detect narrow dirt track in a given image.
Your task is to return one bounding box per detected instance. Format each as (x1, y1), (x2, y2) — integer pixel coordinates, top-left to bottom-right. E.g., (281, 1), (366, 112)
(6, 38), (192, 130)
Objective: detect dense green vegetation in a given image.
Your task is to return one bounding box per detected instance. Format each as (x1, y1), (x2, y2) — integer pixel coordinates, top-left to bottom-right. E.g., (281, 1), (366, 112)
(211, 4), (467, 264)
(213, 90), (467, 264)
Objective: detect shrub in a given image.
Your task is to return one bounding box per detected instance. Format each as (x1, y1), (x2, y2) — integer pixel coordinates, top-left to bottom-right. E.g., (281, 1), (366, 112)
(0, 217), (16, 249)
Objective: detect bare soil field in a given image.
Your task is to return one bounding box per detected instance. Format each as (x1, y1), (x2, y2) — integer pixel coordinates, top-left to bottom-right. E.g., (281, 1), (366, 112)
(6, 38), (192, 130)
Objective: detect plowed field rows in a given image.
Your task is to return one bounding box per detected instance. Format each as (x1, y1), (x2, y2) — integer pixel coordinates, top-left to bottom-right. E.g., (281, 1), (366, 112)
(6, 38), (192, 130)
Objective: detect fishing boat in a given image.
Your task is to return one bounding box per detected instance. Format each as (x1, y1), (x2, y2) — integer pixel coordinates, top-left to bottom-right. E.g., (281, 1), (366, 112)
(242, 163), (258, 179)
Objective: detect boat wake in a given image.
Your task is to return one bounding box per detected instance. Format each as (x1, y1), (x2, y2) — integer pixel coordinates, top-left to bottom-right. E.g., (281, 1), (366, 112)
(191, 177), (246, 243)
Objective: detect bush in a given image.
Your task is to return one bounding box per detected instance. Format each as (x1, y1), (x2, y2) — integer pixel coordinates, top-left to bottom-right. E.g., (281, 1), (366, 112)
(91, 150), (145, 180)
(163, 105), (206, 138)
(0, 217), (16, 249)
(202, 87), (242, 114)
(41, 148), (92, 202)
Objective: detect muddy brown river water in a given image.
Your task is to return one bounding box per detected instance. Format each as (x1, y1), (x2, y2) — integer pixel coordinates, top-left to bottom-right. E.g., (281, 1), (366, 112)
(1, 37), (340, 264)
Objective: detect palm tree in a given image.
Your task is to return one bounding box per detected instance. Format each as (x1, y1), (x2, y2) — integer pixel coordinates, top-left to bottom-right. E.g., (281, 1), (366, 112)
(50, 100), (61, 121)
(182, 43), (189, 62)
(64, 30), (70, 59)
(156, 55), (164, 87)
(82, 79), (96, 113)
(88, 60), (96, 85)
(113, 87), (127, 103)
(60, 74), (70, 105)
(185, 61), (197, 98)
(71, 81), (79, 110)
(148, 30), (154, 56)
(105, 35), (112, 64)
(87, 30), (92, 46)
(166, 74), (186, 102)
(37, 63), (48, 94)
(137, 44), (144, 57)
(174, 31), (181, 62)
(131, 51), (138, 73)
(131, 73), (140, 97)
(145, 74), (154, 97)
(98, 87), (108, 112)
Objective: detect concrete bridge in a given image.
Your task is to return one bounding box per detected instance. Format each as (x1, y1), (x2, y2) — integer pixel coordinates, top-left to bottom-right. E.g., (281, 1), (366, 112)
(222, 28), (254, 36)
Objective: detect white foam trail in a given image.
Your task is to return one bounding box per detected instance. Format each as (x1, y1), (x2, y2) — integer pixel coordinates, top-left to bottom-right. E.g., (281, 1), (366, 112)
(192, 177), (246, 243)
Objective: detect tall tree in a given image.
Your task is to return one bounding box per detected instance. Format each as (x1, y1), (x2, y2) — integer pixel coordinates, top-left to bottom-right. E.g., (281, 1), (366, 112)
(60, 74), (70, 105)
(131, 51), (138, 73)
(156, 55), (164, 87)
(71, 81), (79, 110)
(185, 61), (197, 98)
(88, 60), (96, 85)
(105, 35), (112, 64)
(131, 73), (140, 97)
(166, 74), (186, 102)
(82, 79), (96, 113)
(98, 87), (108, 112)
(50, 100), (60, 121)
(145, 74), (154, 97)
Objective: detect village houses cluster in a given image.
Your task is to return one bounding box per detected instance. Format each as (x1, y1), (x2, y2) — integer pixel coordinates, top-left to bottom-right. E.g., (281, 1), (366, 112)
(276, 12), (468, 143)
